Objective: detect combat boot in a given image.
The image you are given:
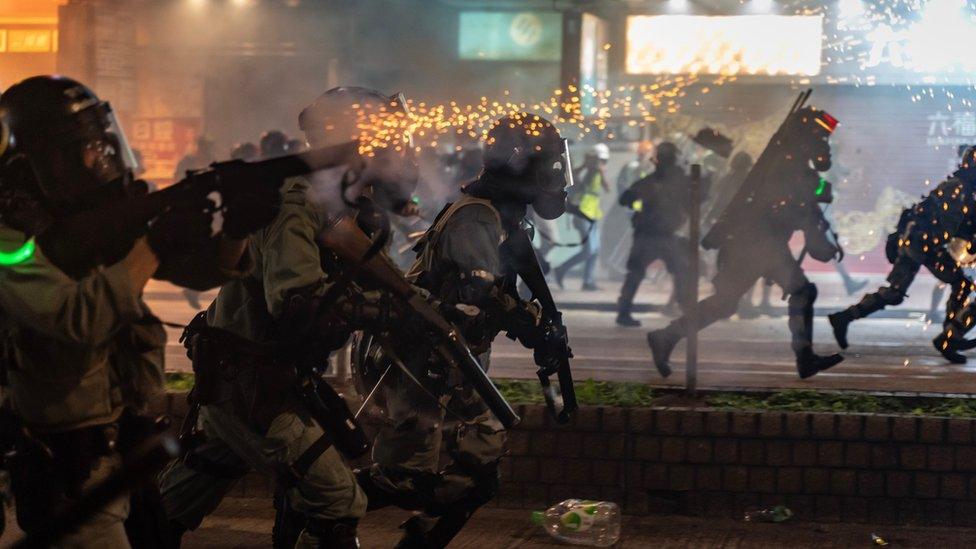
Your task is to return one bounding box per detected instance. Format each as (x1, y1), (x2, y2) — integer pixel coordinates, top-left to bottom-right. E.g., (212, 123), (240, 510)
(827, 310), (854, 349)
(646, 329), (679, 378)
(796, 348), (843, 379)
(933, 332), (968, 364)
(302, 517), (360, 549)
(616, 312), (641, 327)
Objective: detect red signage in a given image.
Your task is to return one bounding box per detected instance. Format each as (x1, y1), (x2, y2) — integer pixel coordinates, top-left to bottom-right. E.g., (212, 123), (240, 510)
(128, 117), (202, 185)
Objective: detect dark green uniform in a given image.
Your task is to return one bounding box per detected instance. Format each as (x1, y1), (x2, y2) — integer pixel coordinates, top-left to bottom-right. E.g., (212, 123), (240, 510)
(159, 176), (366, 546)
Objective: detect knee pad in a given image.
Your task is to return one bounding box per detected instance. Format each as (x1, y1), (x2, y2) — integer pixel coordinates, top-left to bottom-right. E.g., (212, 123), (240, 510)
(877, 286), (906, 306)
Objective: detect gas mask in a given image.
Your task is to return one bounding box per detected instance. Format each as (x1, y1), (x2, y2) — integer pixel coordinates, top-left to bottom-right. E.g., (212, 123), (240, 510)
(300, 87), (419, 215)
(531, 138), (574, 220)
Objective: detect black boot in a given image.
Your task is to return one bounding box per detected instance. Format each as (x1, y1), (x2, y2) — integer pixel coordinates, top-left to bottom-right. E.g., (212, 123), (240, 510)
(395, 508), (480, 549)
(616, 312), (641, 327)
(796, 347), (844, 379)
(647, 328), (680, 378)
(617, 272), (642, 326)
(933, 331), (968, 364)
(827, 310), (854, 349)
(304, 517), (360, 549)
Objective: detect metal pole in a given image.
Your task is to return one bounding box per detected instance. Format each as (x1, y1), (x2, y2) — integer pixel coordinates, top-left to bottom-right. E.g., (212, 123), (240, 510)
(686, 164), (701, 396)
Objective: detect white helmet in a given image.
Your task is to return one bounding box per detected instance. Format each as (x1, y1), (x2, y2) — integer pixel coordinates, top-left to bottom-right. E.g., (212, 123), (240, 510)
(590, 142), (610, 161)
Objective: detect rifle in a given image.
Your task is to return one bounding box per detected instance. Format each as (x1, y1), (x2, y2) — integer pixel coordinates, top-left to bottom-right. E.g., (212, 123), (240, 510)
(702, 89), (811, 250)
(319, 216), (521, 429)
(36, 141), (361, 277)
(502, 229), (578, 424)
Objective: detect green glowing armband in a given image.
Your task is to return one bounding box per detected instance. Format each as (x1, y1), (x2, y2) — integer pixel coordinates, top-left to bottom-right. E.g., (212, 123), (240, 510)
(815, 178), (827, 197)
(0, 237), (36, 266)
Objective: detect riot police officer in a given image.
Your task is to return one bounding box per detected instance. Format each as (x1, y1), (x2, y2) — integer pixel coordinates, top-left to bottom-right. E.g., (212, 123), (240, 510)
(158, 86), (419, 548)
(829, 146), (976, 363)
(354, 113), (574, 548)
(616, 141), (703, 327)
(0, 75), (267, 547)
(648, 105), (845, 379)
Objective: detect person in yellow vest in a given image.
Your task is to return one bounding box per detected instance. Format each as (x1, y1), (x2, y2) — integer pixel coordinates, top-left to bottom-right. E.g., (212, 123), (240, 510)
(554, 143), (610, 291)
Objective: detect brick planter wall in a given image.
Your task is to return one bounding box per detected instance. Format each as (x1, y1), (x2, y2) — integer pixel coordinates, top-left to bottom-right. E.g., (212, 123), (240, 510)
(151, 392), (976, 525)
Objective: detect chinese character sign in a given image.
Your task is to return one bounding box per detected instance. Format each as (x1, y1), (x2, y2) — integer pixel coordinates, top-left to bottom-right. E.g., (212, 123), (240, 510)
(926, 112), (976, 147)
(129, 117), (203, 184)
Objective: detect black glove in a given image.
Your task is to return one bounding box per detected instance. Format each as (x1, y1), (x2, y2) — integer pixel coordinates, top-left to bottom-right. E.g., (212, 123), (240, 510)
(147, 207), (213, 258)
(221, 171), (283, 239)
(533, 318), (573, 376)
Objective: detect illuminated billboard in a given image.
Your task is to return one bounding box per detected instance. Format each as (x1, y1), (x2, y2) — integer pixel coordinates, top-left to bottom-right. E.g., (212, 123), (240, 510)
(626, 15), (823, 76)
(458, 11), (562, 61)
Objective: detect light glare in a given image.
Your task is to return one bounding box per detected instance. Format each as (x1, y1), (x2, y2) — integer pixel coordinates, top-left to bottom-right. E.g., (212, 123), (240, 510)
(626, 15), (823, 76)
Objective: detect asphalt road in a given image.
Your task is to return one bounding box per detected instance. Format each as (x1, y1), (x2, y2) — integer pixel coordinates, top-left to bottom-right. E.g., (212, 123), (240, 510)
(147, 272), (976, 396)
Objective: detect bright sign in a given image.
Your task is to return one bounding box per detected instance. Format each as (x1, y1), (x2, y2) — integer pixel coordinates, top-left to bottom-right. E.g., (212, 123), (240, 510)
(626, 15), (823, 76)
(458, 11), (562, 61)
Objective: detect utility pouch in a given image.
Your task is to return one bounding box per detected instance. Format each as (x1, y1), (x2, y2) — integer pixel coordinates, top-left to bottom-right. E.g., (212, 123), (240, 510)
(299, 375), (369, 460)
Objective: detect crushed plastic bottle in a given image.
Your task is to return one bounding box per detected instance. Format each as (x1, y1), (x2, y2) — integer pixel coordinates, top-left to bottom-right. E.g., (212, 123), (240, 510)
(531, 499), (621, 547)
(744, 505), (793, 523)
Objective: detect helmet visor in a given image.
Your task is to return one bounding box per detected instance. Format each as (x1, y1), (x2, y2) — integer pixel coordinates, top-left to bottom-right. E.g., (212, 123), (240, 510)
(28, 101), (137, 203)
(540, 138), (574, 193)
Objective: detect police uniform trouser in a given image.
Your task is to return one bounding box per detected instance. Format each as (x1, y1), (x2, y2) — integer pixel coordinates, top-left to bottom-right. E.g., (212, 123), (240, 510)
(842, 245), (971, 333)
(664, 240), (815, 355)
(618, 233), (690, 314)
(159, 402), (366, 546)
(15, 452), (130, 549)
(366, 354), (506, 518)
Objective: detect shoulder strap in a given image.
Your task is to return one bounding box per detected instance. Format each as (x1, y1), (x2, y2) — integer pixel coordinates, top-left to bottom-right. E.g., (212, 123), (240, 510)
(406, 195), (501, 282)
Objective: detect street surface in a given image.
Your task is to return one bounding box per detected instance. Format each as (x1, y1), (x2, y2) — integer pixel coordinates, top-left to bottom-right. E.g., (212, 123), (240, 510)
(7, 497), (975, 548)
(147, 272), (976, 395)
(177, 498), (976, 548)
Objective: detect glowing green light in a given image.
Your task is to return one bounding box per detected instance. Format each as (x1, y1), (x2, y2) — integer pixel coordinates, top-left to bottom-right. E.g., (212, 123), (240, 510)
(815, 178), (827, 196)
(0, 237), (36, 266)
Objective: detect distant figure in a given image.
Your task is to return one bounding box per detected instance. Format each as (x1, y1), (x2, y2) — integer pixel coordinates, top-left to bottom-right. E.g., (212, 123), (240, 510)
(174, 135), (216, 179)
(830, 146), (976, 364)
(286, 137), (308, 154)
(230, 142), (259, 162)
(555, 143), (610, 291)
(259, 130), (289, 159)
(616, 142), (702, 327)
(648, 104), (845, 380)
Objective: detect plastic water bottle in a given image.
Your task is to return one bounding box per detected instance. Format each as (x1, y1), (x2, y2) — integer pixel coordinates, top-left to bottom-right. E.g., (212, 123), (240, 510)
(531, 499), (621, 547)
